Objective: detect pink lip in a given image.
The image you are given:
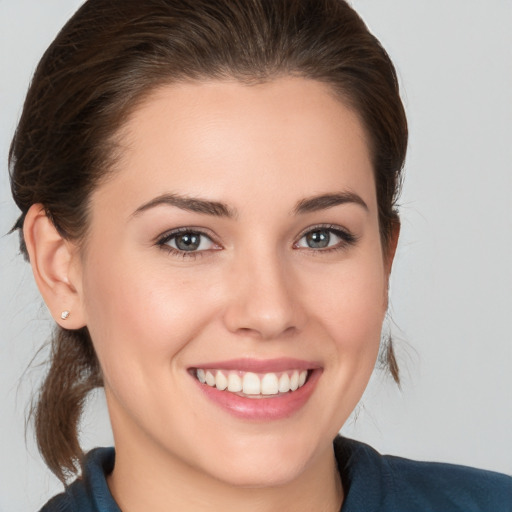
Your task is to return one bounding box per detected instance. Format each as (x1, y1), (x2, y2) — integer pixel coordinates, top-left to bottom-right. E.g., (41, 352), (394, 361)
(193, 357), (321, 373)
(190, 359), (322, 421)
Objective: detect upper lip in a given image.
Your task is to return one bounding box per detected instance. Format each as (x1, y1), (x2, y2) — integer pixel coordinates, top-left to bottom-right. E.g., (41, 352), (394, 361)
(191, 358), (321, 373)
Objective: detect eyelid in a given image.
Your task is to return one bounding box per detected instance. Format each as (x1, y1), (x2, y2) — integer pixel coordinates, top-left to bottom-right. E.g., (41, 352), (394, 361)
(294, 223), (357, 250)
(155, 226), (222, 258)
(154, 223), (356, 259)
(155, 226), (219, 245)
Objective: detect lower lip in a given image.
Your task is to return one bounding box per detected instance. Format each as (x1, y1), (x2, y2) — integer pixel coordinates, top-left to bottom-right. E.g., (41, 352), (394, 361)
(193, 370), (321, 420)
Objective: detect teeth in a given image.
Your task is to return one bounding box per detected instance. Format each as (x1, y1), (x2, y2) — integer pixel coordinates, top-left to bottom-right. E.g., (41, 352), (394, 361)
(242, 372), (260, 394)
(290, 370), (299, 391)
(261, 373), (279, 395)
(205, 371), (215, 387)
(215, 371), (228, 391)
(196, 369), (309, 396)
(278, 373), (290, 392)
(227, 373), (242, 392)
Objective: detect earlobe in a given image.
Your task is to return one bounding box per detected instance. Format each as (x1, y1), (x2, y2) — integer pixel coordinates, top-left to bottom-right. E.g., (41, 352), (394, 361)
(23, 204), (86, 329)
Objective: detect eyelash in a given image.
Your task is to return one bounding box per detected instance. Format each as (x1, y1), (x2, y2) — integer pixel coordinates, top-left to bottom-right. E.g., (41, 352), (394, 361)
(294, 224), (357, 254)
(156, 227), (217, 260)
(155, 224), (357, 259)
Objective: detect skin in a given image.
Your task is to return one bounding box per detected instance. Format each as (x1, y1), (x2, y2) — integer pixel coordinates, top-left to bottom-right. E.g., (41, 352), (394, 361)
(25, 77), (398, 512)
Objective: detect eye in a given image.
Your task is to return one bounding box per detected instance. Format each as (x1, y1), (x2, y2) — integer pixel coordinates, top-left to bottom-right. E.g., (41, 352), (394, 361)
(157, 229), (217, 254)
(295, 226), (356, 251)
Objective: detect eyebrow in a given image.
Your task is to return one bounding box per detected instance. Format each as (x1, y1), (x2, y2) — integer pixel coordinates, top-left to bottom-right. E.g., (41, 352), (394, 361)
(132, 193), (236, 218)
(132, 190), (368, 219)
(293, 192), (368, 214)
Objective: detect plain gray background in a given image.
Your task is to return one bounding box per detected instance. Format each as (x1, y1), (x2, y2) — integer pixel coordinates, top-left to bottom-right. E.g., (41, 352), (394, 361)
(1, 1), (511, 510)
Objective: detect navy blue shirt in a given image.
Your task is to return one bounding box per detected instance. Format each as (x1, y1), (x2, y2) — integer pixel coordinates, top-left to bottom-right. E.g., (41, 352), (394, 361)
(40, 437), (512, 511)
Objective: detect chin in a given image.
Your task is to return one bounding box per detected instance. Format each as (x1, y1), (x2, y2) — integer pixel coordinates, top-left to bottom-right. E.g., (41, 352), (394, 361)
(191, 428), (330, 489)
(207, 458), (308, 489)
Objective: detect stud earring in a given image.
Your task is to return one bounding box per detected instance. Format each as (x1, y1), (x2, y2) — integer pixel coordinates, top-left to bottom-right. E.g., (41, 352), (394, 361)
(61, 311), (70, 320)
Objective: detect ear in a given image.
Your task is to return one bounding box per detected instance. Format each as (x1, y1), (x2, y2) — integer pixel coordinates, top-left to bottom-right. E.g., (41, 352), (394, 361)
(23, 204), (86, 329)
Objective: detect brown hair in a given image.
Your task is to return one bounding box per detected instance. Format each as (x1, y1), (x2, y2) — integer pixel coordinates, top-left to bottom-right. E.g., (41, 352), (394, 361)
(9, 0), (407, 482)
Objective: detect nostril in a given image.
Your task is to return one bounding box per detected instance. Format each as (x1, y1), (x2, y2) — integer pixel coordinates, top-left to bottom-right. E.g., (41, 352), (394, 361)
(222, 269), (303, 338)
(234, 324), (298, 340)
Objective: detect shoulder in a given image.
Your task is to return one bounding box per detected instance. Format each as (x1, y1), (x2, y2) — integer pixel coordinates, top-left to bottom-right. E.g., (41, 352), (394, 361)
(38, 448), (119, 512)
(39, 492), (75, 512)
(385, 450), (512, 511)
(335, 436), (512, 512)
(38, 480), (89, 512)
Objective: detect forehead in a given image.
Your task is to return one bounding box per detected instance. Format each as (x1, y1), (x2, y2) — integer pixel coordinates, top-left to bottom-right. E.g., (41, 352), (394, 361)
(96, 77), (376, 216)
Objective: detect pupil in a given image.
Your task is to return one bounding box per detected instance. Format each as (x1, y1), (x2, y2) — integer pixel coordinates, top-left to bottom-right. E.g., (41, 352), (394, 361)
(307, 230), (330, 248)
(176, 233), (200, 251)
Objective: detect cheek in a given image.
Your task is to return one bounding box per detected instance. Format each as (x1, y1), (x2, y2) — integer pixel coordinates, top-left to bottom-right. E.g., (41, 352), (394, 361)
(307, 254), (388, 350)
(80, 249), (217, 385)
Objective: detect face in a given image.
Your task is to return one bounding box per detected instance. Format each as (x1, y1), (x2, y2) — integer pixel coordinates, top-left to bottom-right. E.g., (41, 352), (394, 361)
(74, 78), (393, 488)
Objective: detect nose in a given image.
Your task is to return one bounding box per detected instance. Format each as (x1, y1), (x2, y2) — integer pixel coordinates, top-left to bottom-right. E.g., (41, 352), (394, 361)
(222, 250), (303, 340)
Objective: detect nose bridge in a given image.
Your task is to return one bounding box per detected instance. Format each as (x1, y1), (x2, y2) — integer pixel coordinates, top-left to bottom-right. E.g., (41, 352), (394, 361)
(223, 244), (301, 339)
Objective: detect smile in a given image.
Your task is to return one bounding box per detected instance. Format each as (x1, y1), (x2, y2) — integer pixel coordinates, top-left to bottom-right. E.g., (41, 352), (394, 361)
(191, 359), (321, 420)
(195, 369), (309, 397)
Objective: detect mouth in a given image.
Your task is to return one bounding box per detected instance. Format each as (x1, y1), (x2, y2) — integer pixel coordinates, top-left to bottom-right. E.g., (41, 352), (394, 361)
(194, 368), (310, 398)
(189, 359), (321, 420)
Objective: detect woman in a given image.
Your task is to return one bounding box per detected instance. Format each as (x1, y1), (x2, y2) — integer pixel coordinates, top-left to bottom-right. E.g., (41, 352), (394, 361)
(6, 0), (511, 510)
